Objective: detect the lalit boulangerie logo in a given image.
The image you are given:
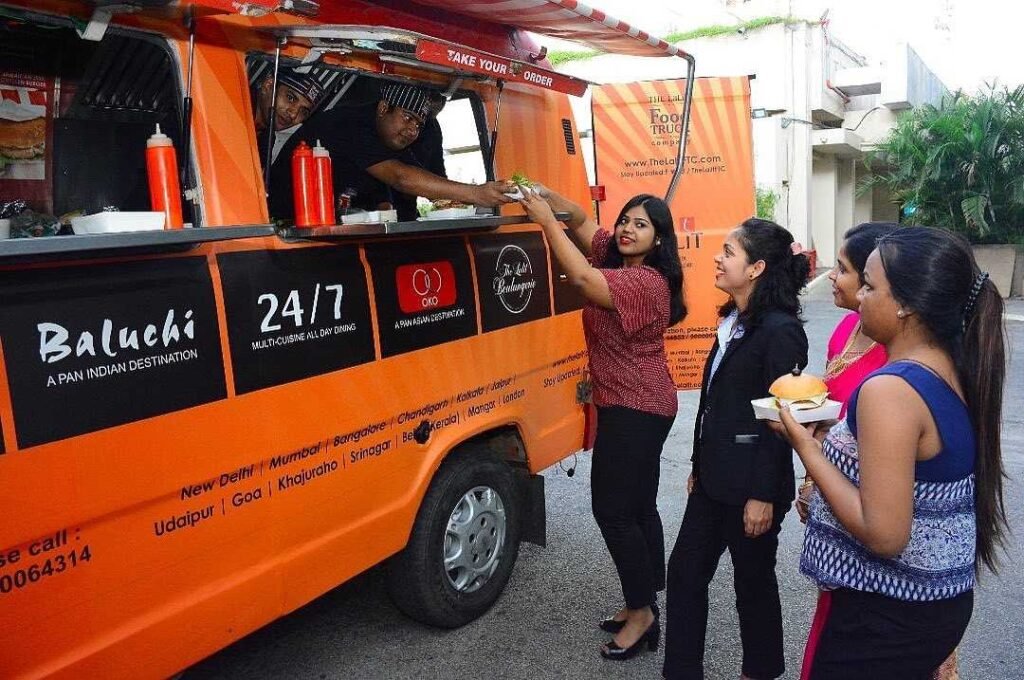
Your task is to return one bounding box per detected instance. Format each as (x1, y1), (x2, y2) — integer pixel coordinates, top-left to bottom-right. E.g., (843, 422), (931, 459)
(492, 245), (537, 314)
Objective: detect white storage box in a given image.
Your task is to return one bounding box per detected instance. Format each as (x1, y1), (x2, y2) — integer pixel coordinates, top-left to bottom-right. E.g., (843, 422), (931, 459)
(751, 397), (843, 424)
(72, 211), (165, 234)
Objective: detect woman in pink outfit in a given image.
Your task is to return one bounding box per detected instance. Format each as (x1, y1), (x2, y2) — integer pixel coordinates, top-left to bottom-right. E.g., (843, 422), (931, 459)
(797, 222), (894, 680)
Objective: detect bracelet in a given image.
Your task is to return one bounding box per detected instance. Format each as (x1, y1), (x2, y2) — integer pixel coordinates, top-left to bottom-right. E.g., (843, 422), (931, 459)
(799, 479), (815, 492)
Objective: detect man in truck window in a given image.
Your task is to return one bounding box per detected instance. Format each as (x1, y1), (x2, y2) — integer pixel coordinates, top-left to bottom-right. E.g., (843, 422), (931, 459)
(252, 67), (326, 167)
(270, 82), (512, 222)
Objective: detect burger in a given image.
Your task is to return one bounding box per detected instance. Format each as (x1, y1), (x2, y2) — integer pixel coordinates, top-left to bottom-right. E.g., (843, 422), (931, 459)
(768, 366), (829, 411)
(0, 117), (45, 166)
(431, 199), (470, 210)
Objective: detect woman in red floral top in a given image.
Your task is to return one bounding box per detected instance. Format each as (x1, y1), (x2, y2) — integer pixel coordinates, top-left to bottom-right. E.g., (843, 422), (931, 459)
(520, 188), (685, 661)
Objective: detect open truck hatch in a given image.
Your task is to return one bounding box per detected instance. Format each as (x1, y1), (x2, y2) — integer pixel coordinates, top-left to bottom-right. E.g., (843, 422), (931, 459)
(406, 0), (688, 58)
(399, 0), (696, 200)
(267, 25), (591, 97)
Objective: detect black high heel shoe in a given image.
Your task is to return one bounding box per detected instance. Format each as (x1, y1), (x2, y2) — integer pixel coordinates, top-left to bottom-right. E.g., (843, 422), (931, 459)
(600, 621), (660, 661)
(598, 602), (659, 633)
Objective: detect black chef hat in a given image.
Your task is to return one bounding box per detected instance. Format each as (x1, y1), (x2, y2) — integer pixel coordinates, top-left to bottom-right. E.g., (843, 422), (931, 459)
(380, 82), (434, 119)
(277, 68), (326, 106)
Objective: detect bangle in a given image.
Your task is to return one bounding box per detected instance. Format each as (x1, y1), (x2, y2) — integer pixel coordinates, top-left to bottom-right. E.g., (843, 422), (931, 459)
(799, 480), (815, 492)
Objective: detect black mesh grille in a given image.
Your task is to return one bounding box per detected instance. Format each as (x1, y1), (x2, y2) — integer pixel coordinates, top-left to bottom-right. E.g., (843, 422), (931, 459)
(561, 118), (576, 155)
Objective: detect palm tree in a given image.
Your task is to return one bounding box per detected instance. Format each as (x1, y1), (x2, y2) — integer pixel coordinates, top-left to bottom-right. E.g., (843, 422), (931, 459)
(861, 85), (1024, 244)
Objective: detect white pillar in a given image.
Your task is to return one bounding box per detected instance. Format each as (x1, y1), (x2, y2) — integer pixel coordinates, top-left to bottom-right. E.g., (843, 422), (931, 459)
(811, 154), (837, 266)
(831, 158), (856, 267)
(783, 23), (813, 247)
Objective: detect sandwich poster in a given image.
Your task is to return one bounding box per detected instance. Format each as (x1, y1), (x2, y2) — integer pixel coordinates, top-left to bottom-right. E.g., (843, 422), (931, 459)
(0, 71), (48, 181)
(0, 69), (52, 215)
(592, 77), (755, 390)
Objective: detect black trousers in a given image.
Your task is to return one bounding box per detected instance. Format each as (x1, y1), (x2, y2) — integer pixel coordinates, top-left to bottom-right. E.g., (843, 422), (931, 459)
(591, 405), (674, 610)
(663, 489), (788, 680)
(809, 588), (973, 679)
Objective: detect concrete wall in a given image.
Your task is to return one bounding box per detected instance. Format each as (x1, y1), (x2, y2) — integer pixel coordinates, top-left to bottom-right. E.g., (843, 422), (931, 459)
(854, 165), (874, 226)
(972, 245), (1020, 298)
(872, 184), (899, 223)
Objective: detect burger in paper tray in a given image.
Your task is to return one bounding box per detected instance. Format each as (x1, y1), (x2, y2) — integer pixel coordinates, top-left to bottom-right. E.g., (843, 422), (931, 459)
(418, 198), (477, 220)
(504, 171), (538, 200)
(0, 97), (45, 180)
(751, 366), (842, 423)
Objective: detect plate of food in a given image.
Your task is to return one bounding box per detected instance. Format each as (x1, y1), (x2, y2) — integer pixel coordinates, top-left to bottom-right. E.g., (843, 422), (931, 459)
(751, 366), (842, 424)
(504, 171), (538, 200)
(418, 199), (477, 220)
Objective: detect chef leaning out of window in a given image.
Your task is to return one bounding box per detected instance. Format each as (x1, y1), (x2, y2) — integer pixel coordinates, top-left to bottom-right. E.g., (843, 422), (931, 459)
(251, 66), (328, 168)
(266, 81), (515, 222)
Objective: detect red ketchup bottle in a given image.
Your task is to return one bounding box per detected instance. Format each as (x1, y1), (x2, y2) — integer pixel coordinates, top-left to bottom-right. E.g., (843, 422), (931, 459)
(291, 140), (317, 228)
(312, 139), (335, 226)
(146, 124), (184, 229)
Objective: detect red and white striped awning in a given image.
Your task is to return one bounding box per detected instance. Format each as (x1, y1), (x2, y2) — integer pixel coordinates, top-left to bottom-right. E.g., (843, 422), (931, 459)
(408, 0), (688, 58)
(85, 0), (318, 16)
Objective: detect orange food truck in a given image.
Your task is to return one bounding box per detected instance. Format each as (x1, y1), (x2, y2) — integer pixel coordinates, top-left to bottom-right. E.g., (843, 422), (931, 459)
(0, 1), (709, 677)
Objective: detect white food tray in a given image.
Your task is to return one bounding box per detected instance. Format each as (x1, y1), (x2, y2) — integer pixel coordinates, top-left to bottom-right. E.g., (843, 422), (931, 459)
(71, 211), (165, 234)
(340, 209), (398, 225)
(751, 397), (843, 424)
(418, 207), (478, 220)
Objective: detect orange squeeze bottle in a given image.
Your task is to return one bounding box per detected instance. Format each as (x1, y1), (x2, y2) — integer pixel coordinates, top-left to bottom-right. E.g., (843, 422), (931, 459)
(292, 140), (317, 228)
(312, 140), (335, 226)
(146, 124), (184, 229)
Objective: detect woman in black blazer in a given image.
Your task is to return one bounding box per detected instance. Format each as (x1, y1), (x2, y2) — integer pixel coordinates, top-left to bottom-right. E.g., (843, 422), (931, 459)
(663, 218), (810, 680)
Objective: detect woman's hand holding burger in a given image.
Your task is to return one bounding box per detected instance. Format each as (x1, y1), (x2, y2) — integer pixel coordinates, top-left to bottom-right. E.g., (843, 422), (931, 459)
(518, 186), (559, 228)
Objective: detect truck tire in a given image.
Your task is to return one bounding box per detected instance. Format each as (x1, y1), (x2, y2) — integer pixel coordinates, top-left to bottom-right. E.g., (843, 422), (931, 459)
(387, 452), (522, 628)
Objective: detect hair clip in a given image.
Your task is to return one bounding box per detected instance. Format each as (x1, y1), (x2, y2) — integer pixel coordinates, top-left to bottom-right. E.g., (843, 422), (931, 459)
(962, 271), (990, 332)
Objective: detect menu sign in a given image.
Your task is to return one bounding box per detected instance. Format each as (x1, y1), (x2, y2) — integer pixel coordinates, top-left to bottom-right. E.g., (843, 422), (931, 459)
(415, 39), (589, 97)
(366, 239), (478, 358)
(0, 257), (227, 449)
(217, 247), (375, 394)
(471, 233), (552, 333)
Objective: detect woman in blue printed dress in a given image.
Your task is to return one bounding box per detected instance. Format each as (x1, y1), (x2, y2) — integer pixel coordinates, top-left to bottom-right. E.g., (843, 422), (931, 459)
(772, 227), (1009, 679)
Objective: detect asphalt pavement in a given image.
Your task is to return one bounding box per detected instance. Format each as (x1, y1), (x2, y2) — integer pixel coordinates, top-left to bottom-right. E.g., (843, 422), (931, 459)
(184, 292), (1024, 680)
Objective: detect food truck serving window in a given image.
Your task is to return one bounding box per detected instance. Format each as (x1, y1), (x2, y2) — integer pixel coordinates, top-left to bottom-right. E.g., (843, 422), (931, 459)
(0, 18), (191, 225)
(249, 55), (493, 225)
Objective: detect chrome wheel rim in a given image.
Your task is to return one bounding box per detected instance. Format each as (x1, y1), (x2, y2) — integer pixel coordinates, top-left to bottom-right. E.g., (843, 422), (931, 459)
(443, 485), (506, 593)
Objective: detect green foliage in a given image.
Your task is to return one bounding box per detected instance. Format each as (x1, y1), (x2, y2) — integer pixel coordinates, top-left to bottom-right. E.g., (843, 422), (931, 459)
(756, 186), (779, 220)
(548, 16), (800, 66)
(549, 49), (601, 66)
(663, 16), (795, 44)
(861, 85), (1024, 243)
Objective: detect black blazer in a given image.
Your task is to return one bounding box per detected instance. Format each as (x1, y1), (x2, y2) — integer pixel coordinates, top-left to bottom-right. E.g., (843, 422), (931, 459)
(691, 310), (809, 506)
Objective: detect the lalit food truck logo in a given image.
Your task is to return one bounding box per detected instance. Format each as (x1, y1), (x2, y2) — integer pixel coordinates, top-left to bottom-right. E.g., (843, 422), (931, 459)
(492, 245), (536, 314)
(396, 261), (456, 314)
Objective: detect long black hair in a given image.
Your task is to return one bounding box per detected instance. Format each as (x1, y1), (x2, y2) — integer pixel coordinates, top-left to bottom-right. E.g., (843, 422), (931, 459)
(720, 217), (810, 327)
(876, 227), (1007, 573)
(603, 194), (687, 326)
(843, 222), (898, 283)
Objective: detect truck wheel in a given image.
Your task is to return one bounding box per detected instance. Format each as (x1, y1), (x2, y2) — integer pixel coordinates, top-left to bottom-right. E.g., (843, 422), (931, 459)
(387, 453), (522, 628)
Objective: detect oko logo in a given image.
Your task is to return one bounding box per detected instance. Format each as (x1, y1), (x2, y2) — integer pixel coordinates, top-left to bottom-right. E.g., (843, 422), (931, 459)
(492, 245), (537, 314)
(396, 261), (456, 314)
